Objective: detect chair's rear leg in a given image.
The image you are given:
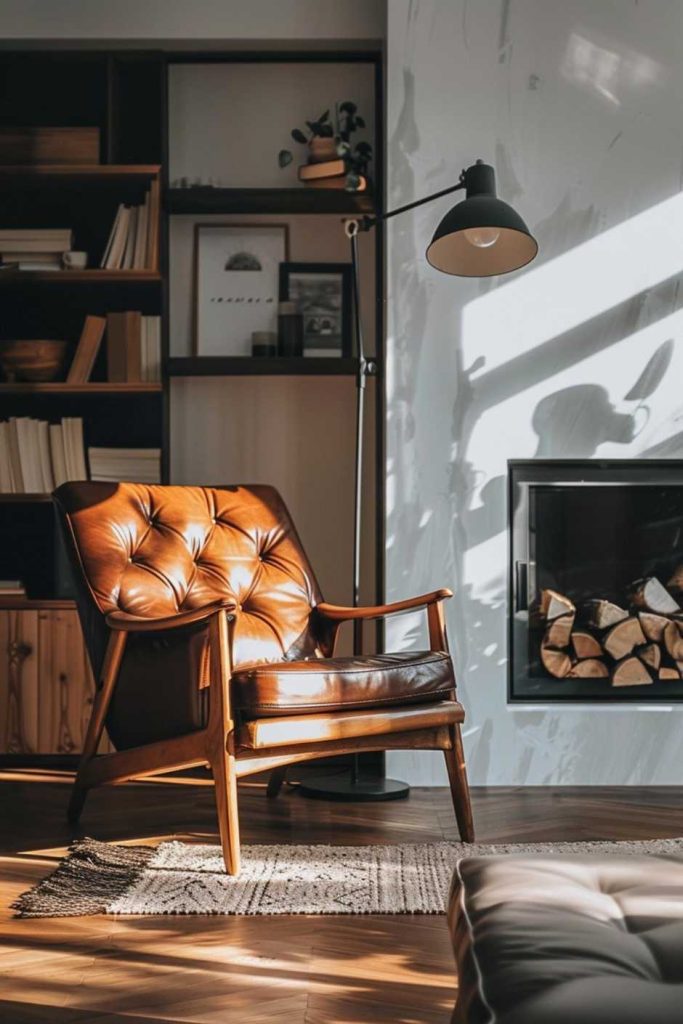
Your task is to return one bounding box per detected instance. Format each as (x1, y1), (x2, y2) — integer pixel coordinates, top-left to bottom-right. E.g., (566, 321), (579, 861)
(68, 631), (126, 824)
(211, 747), (241, 875)
(266, 765), (287, 799)
(443, 723), (475, 842)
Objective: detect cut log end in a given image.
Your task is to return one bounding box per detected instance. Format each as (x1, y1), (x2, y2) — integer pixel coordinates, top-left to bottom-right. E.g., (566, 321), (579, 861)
(603, 616), (646, 661)
(631, 577), (680, 616)
(541, 646), (572, 678)
(612, 656), (653, 687)
(571, 631), (603, 660)
(664, 620), (683, 662)
(540, 589), (576, 621)
(638, 612), (670, 643)
(568, 658), (609, 678)
(587, 599), (628, 631)
(659, 667), (680, 681)
(544, 613), (575, 649)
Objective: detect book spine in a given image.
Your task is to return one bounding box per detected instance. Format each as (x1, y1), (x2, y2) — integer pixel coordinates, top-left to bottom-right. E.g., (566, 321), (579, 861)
(106, 312), (128, 383)
(124, 311), (142, 383)
(66, 314), (107, 384)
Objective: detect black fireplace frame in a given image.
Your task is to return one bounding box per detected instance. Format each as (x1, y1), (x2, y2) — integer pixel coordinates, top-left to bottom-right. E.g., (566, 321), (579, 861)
(508, 458), (683, 704)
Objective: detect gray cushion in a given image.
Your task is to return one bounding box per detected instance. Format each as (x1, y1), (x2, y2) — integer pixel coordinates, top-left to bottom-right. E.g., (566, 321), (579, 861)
(449, 854), (683, 1024)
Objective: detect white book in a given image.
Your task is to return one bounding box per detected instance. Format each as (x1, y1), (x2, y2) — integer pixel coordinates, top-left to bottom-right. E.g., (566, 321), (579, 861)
(101, 204), (123, 269)
(0, 422), (14, 492)
(108, 207), (131, 270)
(62, 418), (87, 482)
(0, 228), (72, 242)
(121, 206), (138, 270)
(64, 418), (88, 481)
(49, 424), (68, 488)
(37, 420), (55, 492)
(13, 417), (42, 493)
(133, 195), (149, 270)
(150, 316), (161, 382)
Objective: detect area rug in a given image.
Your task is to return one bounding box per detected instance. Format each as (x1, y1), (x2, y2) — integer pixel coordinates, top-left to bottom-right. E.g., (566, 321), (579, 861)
(13, 836), (683, 918)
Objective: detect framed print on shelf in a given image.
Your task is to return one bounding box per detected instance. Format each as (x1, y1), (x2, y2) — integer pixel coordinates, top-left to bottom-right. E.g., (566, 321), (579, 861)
(194, 223), (289, 356)
(279, 262), (352, 358)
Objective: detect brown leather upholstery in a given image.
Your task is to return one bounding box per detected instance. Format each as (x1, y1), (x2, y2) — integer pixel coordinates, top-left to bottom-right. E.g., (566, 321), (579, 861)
(55, 482), (322, 748)
(238, 699), (464, 749)
(232, 651), (455, 719)
(449, 854), (683, 1024)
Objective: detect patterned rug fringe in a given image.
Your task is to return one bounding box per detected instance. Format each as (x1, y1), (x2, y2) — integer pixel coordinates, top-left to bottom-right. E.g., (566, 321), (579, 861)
(12, 837), (154, 918)
(12, 836), (683, 919)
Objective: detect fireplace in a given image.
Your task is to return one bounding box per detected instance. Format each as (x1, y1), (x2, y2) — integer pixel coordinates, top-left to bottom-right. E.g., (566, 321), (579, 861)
(509, 460), (683, 702)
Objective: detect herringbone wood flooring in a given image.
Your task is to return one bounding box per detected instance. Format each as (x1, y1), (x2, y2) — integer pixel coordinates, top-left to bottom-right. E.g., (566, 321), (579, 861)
(1, 768), (682, 1023)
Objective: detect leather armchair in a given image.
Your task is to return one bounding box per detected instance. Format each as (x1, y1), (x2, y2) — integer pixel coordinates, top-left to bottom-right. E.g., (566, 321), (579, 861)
(55, 482), (474, 875)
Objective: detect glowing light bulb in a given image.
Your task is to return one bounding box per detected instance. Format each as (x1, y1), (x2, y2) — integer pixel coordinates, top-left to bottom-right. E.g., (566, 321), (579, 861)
(463, 226), (501, 248)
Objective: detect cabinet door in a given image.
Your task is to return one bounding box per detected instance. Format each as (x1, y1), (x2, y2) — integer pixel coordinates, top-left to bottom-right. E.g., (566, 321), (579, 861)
(0, 608), (112, 756)
(0, 610), (40, 754)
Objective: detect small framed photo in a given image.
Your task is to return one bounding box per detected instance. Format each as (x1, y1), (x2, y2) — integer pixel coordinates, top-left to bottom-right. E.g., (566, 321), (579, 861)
(279, 262), (352, 358)
(194, 223), (289, 356)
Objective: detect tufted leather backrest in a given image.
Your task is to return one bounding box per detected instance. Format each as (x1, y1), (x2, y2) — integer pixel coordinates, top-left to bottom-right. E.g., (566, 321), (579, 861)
(55, 482), (323, 670)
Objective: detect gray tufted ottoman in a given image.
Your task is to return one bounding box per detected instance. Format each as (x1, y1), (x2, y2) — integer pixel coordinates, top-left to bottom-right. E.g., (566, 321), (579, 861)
(448, 854), (683, 1024)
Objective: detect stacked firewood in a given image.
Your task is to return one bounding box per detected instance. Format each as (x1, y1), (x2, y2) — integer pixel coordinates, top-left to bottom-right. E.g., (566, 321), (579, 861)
(539, 575), (683, 687)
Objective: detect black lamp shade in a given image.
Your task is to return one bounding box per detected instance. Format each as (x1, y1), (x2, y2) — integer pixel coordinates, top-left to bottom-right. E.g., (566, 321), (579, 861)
(426, 162), (538, 277)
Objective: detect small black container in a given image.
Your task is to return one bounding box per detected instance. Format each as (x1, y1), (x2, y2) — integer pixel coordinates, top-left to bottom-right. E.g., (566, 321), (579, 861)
(278, 301), (304, 357)
(251, 331), (278, 357)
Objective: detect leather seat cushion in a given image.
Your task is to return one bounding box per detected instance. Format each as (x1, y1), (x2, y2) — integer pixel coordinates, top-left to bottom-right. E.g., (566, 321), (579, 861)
(232, 650), (455, 718)
(449, 854), (683, 1024)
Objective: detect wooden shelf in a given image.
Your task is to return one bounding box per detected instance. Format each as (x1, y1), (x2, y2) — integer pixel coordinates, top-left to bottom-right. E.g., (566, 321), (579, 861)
(0, 596), (75, 610)
(0, 164), (161, 181)
(0, 269), (162, 284)
(0, 382), (162, 394)
(166, 187), (375, 216)
(168, 356), (360, 377)
(0, 493), (53, 503)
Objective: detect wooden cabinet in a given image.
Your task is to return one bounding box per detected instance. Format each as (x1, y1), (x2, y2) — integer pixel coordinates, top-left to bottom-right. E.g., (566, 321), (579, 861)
(0, 607), (111, 756)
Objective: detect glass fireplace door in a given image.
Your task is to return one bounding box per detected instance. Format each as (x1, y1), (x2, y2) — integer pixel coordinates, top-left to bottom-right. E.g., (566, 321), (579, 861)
(509, 460), (683, 702)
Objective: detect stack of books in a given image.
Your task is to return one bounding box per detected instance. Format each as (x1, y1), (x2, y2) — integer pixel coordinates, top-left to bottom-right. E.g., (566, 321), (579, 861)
(101, 188), (158, 270)
(88, 447), (161, 484)
(0, 416), (87, 493)
(0, 579), (26, 600)
(298, 159), (367, 191)
(106, 312), (161, 383)
(0, 228), (73, 271)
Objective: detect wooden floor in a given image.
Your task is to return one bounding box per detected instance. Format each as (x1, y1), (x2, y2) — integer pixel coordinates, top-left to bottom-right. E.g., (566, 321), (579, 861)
(1, 769), (683, 1024)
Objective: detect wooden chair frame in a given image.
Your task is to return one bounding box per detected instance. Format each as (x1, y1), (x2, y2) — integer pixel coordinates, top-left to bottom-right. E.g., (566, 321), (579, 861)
(69, 590), (474, 875)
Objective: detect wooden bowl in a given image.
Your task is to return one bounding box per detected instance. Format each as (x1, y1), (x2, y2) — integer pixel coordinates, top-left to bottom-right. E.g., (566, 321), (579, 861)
(0, 339), (69, 382)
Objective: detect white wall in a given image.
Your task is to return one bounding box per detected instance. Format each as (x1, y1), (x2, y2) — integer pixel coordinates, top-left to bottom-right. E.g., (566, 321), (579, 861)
(0, 0), (384, 42)
(386, 0), (683, 785)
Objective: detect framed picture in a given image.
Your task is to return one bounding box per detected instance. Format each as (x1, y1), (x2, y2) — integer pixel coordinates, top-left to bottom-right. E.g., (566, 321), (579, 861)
(279, 262), (352, 358)
(194, 223), (289, 355)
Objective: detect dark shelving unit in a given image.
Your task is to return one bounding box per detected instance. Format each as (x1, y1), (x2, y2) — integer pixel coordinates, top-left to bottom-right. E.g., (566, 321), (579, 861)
(166, 186), (375, 216)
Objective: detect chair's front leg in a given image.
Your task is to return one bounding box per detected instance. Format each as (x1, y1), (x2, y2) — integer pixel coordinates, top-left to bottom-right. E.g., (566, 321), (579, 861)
(443, 724), (475, 842)
(207, 609), (241, 875)
(68, 629), (127, 823)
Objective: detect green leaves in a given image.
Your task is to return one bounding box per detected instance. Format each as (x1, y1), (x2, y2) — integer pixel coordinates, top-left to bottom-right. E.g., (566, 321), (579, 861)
(291, 128), (307, 145)
(278, 149), (293, 168)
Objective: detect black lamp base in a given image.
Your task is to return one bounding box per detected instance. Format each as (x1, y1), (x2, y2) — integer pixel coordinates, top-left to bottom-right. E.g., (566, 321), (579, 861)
(298, 773), (410, 802)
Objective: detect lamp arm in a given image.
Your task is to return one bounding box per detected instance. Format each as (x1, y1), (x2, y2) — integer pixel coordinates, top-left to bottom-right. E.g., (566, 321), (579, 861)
(353, 178), (466, 233)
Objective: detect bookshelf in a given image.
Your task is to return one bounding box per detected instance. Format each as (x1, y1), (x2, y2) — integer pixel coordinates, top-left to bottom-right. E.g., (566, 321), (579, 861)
(0, 47), (384, 767)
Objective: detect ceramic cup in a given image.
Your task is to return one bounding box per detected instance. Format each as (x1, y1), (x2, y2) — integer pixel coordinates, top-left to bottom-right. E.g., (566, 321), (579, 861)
(62, 251), (88, 270)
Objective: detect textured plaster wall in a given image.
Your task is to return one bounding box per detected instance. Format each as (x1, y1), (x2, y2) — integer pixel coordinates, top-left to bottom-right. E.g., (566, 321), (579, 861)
(386, 0), (683, 785)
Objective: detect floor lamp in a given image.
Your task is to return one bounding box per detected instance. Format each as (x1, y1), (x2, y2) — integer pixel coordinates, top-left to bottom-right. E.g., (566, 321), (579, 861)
(299, 160), (538, 801)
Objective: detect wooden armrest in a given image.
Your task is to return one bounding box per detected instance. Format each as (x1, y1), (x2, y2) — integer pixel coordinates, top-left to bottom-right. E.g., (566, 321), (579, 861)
(106, 600), (237, 633)
(316, 589), (452, 622)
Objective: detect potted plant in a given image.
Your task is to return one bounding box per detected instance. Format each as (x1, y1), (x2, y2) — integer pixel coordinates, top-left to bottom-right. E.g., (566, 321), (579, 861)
(278, 102), (373, 192)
